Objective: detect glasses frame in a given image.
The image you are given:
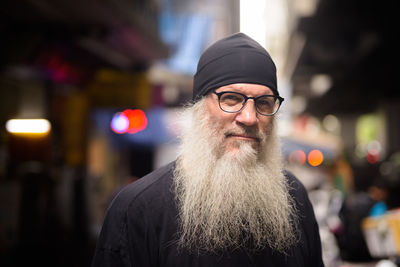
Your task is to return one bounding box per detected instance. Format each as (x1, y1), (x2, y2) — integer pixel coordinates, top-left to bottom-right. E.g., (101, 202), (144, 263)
(213, 91), (284, 116)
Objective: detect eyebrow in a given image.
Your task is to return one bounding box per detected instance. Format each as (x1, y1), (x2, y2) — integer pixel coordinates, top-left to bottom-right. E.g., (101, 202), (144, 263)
(219, 86), (274, 95)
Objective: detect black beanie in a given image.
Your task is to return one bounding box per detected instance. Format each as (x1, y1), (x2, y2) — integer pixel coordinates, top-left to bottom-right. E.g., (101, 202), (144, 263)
(193, 32), (278, 101)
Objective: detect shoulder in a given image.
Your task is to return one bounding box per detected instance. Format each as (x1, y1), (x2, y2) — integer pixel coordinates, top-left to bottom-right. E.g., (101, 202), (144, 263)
(109, 161), (176, 212)
(284, 170), (324, 265)
(93, 162), (177, 264)
(283, 169), (307, 195)
(283, 169), (312, 210)
(96, 161), (176, 247)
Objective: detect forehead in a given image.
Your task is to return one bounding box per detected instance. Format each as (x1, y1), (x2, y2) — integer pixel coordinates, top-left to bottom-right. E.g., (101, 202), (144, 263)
(215, 83), (274, 96)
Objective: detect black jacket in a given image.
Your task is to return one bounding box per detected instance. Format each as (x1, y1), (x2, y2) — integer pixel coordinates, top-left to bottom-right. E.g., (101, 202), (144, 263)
(92, 161), (324, 267)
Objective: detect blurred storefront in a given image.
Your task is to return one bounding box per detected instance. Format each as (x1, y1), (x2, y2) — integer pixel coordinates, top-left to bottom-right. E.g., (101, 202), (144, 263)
(0, 0), (169, 266)
(0, 0), (239, 266)
(285, 0), (400, 266)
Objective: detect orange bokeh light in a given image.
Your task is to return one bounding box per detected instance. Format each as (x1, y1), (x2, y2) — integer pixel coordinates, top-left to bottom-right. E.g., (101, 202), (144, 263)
(308, 149), (324, 166)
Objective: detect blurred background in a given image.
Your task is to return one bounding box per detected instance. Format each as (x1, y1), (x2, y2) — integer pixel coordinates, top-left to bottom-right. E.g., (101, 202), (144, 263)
(1, 0), (399, 266)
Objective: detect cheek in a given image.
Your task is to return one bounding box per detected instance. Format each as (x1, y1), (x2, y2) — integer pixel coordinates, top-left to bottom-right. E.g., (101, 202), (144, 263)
(209, 113), (233, 134)
(206, 102), (236, 128)
(217, 113), (236, 125)
(259, 118), (273, 135)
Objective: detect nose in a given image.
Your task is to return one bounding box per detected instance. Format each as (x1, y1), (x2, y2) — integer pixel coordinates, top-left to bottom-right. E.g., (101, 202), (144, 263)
(235, 100), (258, 126)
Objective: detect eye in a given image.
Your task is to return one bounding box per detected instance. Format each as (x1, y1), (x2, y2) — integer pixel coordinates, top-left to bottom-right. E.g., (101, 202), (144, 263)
(257, 97), (273, 106)
(256, 96), (275, 112)
(258, 99), (270, 106)
(220, 93), (243, 105)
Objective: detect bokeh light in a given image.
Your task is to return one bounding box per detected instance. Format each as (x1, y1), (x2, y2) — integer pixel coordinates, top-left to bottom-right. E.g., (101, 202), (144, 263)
(308, 149), (324, 166)
(288, 150), (306, 165)
(111, 112), (129, 134)
(123, 109), (148, 134)
(366, 149), (379, 164)
(6, 119), (51, 135)
(110, 109), (148, 134)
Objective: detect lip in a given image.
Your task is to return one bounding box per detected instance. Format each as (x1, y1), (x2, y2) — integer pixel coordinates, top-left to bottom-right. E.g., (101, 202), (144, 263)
(228, 134), (259, 142)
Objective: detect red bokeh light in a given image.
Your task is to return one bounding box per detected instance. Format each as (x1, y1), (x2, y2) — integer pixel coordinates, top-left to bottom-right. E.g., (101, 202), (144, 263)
(121, 109), (148, 134)
(366, 149), (379, 164)
(289, 150), (306, 165)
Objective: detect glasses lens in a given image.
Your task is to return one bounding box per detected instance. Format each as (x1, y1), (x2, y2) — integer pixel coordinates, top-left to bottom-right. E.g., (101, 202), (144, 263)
(219, 92), (245, 112)
(256, 96), (280, 115)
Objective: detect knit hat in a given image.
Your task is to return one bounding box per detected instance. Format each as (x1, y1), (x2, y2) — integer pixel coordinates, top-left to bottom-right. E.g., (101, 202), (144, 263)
(193, 32), (278, 101)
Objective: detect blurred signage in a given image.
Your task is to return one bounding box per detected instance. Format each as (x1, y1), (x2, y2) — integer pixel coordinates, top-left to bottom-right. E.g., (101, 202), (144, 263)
(355, 113), (385, 164)
(362, 209), (400, 257)
(111, 109), (148, 134)
(6, 119), (51, 134)
(159, 12), (212, 75)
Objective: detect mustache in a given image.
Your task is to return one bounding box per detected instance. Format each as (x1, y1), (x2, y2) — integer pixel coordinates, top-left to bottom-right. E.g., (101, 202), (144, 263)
(224, 126), (264, 141)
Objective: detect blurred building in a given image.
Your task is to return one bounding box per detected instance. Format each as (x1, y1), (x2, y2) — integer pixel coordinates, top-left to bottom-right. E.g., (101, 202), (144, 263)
(286, 0), (400, 199)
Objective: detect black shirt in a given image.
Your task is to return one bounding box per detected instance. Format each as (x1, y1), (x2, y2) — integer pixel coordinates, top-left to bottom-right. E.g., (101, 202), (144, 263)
(92, 161), (324, 267)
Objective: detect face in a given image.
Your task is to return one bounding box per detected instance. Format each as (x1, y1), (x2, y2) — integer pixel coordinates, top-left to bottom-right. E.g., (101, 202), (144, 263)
(204, 83), (275, 154)
(174, 91), (297, 253)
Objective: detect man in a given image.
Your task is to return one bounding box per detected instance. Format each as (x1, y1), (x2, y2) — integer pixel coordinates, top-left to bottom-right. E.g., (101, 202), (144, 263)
(92, 33), (324, 267)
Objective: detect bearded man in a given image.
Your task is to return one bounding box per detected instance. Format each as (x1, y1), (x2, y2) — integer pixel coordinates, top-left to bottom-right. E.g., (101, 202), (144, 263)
(92, 33), (324, 267)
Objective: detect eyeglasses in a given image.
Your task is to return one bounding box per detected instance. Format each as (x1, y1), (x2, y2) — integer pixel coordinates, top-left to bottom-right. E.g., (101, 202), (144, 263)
(213, 91), (284, 116)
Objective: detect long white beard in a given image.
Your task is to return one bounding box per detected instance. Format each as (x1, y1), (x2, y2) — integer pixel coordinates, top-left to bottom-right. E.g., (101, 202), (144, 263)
(173, 100), (299, 254)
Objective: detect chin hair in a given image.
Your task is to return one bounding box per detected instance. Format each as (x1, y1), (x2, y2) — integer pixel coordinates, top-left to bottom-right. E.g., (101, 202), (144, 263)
(173, 100), (299, 254)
